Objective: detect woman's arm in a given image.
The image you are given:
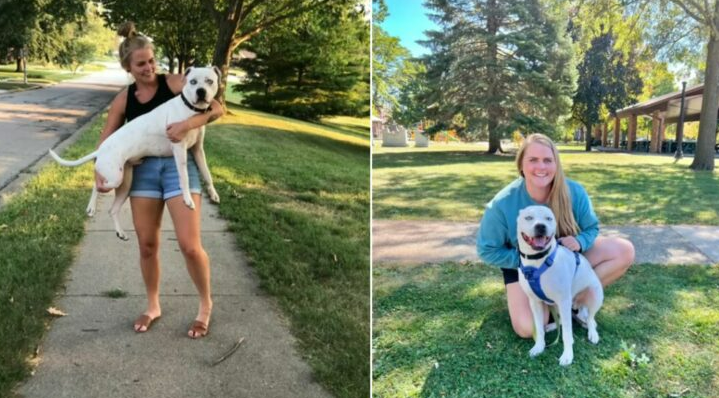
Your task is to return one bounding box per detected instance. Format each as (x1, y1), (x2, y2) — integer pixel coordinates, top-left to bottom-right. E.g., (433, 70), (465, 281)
(477, 203), (520, 269)
(165, 98), (224, 142)
(95, 90), (127, 191)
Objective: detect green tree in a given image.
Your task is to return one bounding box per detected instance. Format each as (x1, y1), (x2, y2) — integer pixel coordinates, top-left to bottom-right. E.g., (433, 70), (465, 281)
(392, 60), (428, 128)
(665, 0), (719, 170)
(371, 0), (412, 116)
(572, 29), (643, 151)
(0, 0), (84, 71)
(422, 0), (576, 153)
(101, 0), (217, 73)
(200, 0), (355, 106)
(234, 5), (369, 119)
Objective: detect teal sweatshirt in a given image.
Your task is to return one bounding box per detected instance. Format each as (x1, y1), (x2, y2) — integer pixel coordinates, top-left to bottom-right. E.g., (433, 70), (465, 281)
(477, 177), (599, 269)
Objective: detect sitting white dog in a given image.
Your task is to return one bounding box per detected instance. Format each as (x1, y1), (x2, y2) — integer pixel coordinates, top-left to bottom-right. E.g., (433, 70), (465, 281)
(49, 66), (221, 240)
(516, 205), (603, 366)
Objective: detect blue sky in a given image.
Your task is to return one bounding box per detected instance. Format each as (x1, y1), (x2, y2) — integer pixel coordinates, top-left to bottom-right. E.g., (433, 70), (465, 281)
(380, 0), (439, 57)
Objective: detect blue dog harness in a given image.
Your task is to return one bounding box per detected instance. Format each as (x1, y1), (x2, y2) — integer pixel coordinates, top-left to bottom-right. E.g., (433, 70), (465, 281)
(519, 245), (580, 305)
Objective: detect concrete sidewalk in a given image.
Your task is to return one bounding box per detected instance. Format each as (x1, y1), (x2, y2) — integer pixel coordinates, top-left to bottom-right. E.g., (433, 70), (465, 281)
(18, 195), (330, 398)
(373, 220), (719, 265)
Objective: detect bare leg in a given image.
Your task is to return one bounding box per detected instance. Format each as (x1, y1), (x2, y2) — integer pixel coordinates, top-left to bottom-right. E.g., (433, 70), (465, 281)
(506, 282), (550, 338)
(574, 237), (635, 304)
(166, 193), (212, 338)
(130, 197), (165, 331)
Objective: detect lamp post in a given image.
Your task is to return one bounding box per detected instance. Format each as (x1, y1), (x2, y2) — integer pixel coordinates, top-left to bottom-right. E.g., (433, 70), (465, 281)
(674, 81), (687, 161)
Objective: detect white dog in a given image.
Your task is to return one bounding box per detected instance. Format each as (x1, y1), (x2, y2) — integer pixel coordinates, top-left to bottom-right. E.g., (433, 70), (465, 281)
(516, 205), (604, 366)
(49, 66), (221, 240)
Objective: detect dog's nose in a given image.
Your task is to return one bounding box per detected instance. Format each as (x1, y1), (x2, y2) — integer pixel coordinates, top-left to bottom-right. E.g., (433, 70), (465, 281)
(196, 88), (207, 100)
(535, 223), (547, 236)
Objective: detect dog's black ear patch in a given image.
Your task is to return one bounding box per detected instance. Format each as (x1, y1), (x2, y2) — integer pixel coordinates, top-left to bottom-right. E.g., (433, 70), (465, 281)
(184, 67), (193, 77)
(213, 66), (221, 83)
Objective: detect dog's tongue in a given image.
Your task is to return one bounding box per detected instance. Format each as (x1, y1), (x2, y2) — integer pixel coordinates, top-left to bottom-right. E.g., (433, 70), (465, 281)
(523, 234), (550, 250)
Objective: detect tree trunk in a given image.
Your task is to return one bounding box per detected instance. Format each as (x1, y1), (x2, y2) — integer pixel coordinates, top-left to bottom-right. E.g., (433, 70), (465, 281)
(168, 55), (176, 74)
(211, 21), (243, 108)
(486, 0), (501, 154)
(692, 19), (719, 170)
(297, 66), (304, 89)
(585, 123), (593, 152)
(15, 48), (23, 72)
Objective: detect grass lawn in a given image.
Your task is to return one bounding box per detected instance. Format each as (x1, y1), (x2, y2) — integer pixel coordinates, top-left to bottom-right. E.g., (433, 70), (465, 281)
(373, 262), (719, 398)
(0, 64), (86, 84)
(0, 106), (370, 398)
(372, 143), (719, 225)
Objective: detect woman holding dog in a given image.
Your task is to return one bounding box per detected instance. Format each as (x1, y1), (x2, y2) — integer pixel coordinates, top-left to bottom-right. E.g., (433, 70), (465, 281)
(95, 22), (224, 338)
(477, 133), (635, 338)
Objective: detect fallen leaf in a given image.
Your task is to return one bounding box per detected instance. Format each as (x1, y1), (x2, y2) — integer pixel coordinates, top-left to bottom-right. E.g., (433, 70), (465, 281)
(333, 253), (338, 262)
(47, 307), (67, 317)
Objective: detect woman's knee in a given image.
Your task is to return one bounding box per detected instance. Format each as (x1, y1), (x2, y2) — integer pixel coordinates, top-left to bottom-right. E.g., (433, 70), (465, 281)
(138, 239), (159, 259)
(511, 318), (534, 339)
(178, 241), (206, 262)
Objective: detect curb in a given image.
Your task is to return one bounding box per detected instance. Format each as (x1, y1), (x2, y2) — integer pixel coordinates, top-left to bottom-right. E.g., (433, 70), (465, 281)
(0, 107), (108, 210)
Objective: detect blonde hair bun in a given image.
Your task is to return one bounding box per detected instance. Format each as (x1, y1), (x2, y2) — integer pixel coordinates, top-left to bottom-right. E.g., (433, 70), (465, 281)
(118, 21), (137, 39)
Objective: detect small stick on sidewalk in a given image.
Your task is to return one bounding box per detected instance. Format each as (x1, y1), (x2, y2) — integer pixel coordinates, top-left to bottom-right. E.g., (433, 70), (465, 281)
(211, 337), (246, 367)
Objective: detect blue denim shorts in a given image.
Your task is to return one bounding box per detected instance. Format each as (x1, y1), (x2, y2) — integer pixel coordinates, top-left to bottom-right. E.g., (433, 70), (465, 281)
(130, 154), (202, 200)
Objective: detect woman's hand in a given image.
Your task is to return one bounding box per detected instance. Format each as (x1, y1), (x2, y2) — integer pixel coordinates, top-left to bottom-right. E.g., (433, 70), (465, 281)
(558, 236), (581, 252)
(166, 120), (190, 143)
(95, 171), (111, 193)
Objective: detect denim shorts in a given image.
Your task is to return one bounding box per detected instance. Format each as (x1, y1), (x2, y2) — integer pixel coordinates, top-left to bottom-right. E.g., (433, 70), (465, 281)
(129, 154), (202, 200)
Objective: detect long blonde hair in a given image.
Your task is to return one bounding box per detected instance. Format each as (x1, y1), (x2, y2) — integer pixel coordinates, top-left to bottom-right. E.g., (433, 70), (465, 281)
(516, 134), (578, 237)
(117, 21), (153, 71)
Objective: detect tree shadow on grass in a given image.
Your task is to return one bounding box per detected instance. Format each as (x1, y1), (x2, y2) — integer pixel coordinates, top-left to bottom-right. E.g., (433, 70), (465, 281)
(373, 151), (515, 170)
(567, 163), (719, 225)
(373, 263), (719, 398)
(372, 171), (508, 220)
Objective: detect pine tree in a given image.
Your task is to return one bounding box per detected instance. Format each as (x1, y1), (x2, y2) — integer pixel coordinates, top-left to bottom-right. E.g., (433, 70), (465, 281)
(422, 0), (576, 153)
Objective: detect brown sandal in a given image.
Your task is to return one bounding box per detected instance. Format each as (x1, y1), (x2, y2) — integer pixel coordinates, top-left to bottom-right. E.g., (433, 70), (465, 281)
(188, 320), (209, 339)
(134, 314), (160, 333)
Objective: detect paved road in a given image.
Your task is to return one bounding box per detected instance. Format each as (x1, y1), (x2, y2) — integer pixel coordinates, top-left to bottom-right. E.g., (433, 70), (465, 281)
(373, 220), (719, 265)
(0, 64), (128, 191)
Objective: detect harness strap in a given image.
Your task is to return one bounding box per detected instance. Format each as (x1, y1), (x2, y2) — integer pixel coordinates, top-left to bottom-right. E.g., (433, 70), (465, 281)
(518, 247), (581, 305)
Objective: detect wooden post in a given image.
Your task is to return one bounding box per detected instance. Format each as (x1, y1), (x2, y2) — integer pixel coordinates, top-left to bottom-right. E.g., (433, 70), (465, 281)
(627, 114), (637, 151)
(651, 110), (661, 153)
(659, 113), (666, 153)
(601, 122), (608, 147)
(613, 117), (620, 148)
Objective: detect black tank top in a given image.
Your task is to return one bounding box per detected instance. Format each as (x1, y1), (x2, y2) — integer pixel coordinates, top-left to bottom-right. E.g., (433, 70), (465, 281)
(124, 74), (176, 122)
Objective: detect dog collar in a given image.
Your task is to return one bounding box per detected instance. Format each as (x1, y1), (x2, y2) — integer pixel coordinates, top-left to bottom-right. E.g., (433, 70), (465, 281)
(181, 92), (212, 113)
(519, 247), (551, 260)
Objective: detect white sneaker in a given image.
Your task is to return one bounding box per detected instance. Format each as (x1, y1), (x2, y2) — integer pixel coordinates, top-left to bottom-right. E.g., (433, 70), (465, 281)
(572, 307), (589, 329)
(545, 322), (557, 333)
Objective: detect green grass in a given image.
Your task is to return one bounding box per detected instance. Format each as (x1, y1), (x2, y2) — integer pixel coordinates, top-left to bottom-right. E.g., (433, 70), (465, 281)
(372, 143), (719, 225)
(0, 82), (39, 91)
(0, 63), (86, 84)
(208, 105), (369, 397)
(0, 106), (369, 398)
(373, 262), (719, 398)
(0, 116), (101, 394)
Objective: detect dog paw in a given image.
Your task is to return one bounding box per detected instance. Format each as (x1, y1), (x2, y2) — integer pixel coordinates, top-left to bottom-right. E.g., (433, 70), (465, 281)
(559, 351), (574, 366)
(184, 198), (196, 210)
(116, 231), (129, 241)
(588, 329), (599, 344)
(209, 190), (220, 203)
(86, 207), (96, 217)
(529, 344), (545, 357)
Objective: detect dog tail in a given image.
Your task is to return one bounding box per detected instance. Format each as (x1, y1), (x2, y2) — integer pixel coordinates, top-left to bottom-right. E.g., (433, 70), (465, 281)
(48, 149), (98, 166)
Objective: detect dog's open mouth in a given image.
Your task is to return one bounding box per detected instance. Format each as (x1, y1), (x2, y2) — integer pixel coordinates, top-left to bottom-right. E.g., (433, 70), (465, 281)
(521, 232), (550, 251)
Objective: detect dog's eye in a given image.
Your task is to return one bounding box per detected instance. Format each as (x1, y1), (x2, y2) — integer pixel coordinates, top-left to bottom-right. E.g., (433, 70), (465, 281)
(525, 216), (533, 221)
(205, 78), (214, 85)
(190, 79), (197, 85)
(546, 217), (552, 221)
